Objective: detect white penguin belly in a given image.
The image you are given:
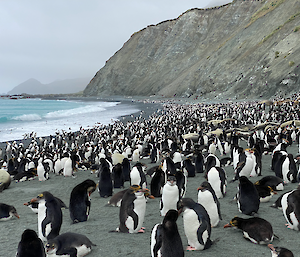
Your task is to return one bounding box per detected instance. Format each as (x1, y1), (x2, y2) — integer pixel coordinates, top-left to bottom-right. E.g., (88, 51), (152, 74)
(160, 185), (179, 216)
(126, 194), (146, 233)
(282, 159), (291, 183)
(198, 191), (219, 227)
(239, 157), (254, 177)
(37, 200), (47, 241)
(207, 169), (223, 199)
(63, 158), (73, 177)
(183, 209), (204, 250)
(130, 168), (141, 186)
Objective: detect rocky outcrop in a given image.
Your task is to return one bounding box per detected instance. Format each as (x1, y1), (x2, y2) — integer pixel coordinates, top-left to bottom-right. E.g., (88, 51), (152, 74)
(83, 0), (300, 100)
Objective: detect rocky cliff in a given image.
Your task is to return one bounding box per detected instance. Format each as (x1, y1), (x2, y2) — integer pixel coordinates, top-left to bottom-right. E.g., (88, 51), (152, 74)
(83, 0), (300, 100)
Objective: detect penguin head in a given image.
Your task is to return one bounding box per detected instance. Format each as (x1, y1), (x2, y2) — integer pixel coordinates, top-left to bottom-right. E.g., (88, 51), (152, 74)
(178, 198), (197, 214)
(166, 176), (177, 186)
(8, 205), (20, 219)
(21, 229), (39, 242)
(45, 239), (59, 255)
(224, 216), (243, 229)
(268, 244), (294, 257)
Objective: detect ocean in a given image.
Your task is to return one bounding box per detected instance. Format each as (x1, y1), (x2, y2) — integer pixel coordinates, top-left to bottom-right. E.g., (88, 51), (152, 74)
(0, 97), (140, 143)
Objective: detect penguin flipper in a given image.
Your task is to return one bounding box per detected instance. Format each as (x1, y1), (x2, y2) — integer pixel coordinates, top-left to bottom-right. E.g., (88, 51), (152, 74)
(153, 225), (163, 257)
(127, 207), (139, 230)
(56, 247), (77, 257)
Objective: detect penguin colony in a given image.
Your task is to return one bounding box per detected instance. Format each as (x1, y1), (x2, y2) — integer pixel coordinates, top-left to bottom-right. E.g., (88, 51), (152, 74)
(1, 95), (300, 256)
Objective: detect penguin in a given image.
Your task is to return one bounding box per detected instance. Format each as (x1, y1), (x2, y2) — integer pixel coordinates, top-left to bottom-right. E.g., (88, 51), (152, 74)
(0, 169), (11, 192)
(160, 176), (180, 217)
(236, 176), (260, 216)
(255, 176), (284, 191)
(16, 229), (46, 257)
(234, 149), (255, 180)
(0, 203), (20, 220)
(37, 161), (49, 181)
(30, 191), (62, 241)
(224, 216), (275, 244)
(151, 209), (184, 257)
(121, 157), (131, 181)
(281, 188), (300, 230)
(182, 158), (195, 177)
(272, 151), (297, 183)
(175, 169), (187, 198)
(205, 153), (220, 173)
(197, 181), (222, 227)
(254, 184), (277, 202)
(98, 166), (113, 198)
(69, 179), (97, 223)
(206, 166), (227, 199)
(268, 244), (294, 257)
(130, 162), (147, 189)
(63, 155), (74, 177)
(115, 185), (149, 233)
(45, 232), (96, 257)
(112, 163), (124, 188)
(150, 144), (160, 164)
(150, 166), (165, 197)
(178, 198), (212, 251)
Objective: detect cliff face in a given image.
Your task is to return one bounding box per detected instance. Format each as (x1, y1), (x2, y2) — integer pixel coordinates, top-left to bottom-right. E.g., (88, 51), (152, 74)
(83, 0), (300, 100)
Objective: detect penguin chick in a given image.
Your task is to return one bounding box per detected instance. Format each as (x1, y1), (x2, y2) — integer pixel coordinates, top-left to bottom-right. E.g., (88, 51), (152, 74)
(224, 216), (275, 244)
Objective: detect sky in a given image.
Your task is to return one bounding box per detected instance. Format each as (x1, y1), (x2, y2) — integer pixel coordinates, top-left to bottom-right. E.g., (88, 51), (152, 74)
(0, 0), (231, 94)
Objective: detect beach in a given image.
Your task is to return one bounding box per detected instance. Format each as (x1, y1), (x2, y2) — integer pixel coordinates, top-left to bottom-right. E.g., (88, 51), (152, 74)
(0, 96), (299, 257)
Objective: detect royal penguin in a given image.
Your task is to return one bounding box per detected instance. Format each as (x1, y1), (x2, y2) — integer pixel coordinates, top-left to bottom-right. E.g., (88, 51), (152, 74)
(121, 158), (131, 181)
(268, 244), (294, 257)
(0, 203), (20, 220)
(115, 185), (149, 233)
(130, 162), (147, 189)
(98, 166), (113, 198)
(255, 176), (284, 191)
(151, 209), (184, 257)
(236, 176), (260, 216)
(69, 179), (97, 223)
(30, 191), (62, 241)
(182, 158), (195, 177)
(16, 229), (46, 257)
(281, 187), (300, 230)
(112, 163), (124, 188)
(206, 166), (227, 199)
(37, 161), (49, 181)
(45, 232), (96, 257)
(160, 176), (180, 216)
(224, 216), (275, 244)
(178, 198), (212, 251)
(150, 166), (165, 197)
(254, 184), (277, 203)
(197, 181), (222, 227)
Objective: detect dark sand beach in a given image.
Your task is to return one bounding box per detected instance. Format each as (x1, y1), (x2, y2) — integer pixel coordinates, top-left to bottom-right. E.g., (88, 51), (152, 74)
(0, 96), (299, 257)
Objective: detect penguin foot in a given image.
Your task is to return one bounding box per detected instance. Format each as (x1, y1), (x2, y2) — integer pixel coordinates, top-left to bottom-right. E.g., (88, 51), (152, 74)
(186, 246), (197, 251)
(138, 227), (145, 233)
(285, 223), (293, 229)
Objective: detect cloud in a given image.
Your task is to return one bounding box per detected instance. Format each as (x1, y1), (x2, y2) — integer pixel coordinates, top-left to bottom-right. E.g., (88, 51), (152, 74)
(0, 0), (231, 94)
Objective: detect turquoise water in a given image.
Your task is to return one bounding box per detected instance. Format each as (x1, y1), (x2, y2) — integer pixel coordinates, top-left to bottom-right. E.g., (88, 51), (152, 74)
(0, 98), (139, 142)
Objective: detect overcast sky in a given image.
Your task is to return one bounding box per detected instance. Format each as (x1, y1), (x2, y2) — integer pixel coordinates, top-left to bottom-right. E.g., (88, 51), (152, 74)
(0, 0), (231, 94)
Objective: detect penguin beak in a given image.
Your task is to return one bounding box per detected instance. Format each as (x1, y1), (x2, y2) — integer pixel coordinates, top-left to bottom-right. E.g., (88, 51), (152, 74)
(30, 197), (39, 203)
(223, 223), (232, 228)
(268, 244), (276, 252)
(197, 186), (204, 191)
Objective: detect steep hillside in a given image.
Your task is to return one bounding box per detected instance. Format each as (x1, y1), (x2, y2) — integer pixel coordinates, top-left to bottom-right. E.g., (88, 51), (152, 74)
(8, 77), (90, 95)
(83, 0), (300, 100)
